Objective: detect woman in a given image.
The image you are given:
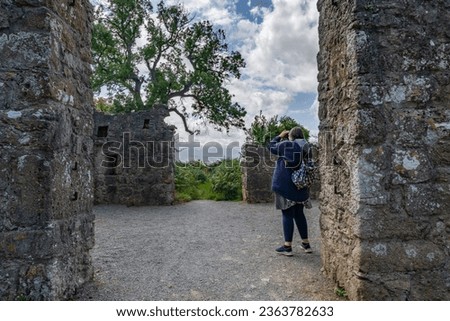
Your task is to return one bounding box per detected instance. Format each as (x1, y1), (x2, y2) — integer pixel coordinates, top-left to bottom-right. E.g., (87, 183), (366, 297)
(269, 127), (312, 256)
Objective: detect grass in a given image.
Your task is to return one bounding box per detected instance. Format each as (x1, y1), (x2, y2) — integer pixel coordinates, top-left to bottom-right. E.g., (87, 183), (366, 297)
(197, 181), (220, 200)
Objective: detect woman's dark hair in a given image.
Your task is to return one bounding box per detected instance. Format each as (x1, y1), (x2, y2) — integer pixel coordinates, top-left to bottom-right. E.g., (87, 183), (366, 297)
(289, 126), (304, 140)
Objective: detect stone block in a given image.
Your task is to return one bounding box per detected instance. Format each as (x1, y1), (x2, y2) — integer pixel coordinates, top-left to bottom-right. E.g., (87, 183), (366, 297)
(404, 183), (448, 217)
(351, 272), (412, 300)
(430, 135), (450, 167)
(0, 32), (51, 69)
(355, 210), (426, 241)
(409, 270), (450, 300)
(0, 230), (55, 260)
(357, 240), (446, 274)
(0, 261), (21, 300)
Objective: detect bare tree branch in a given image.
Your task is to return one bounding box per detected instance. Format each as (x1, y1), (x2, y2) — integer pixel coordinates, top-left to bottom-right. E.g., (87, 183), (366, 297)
(168, 107), (194, 135)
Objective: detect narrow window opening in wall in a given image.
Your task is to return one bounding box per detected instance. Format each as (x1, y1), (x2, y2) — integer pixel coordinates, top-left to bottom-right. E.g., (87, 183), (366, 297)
(71, 192), (78, 201)
(72, 161), (78, 171)
(97, 126), (108, 137)
(143, 119), (150, 129)
(69, 0), (76, 6)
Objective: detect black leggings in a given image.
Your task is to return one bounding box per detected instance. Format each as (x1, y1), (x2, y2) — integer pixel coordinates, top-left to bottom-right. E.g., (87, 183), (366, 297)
(282, 204), (308, 242)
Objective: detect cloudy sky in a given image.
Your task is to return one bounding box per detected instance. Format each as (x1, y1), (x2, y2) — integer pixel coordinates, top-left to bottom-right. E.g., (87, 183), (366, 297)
(91, 0), (320, 160)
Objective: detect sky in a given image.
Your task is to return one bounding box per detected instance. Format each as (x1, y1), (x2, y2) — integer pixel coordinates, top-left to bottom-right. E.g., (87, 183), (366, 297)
(90, 0), (320, 161)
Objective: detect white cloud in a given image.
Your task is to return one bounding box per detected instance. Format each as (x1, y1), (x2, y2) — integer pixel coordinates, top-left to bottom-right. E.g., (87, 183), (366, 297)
(231, 19), (260, 46)
(309, 98), (319, 140)
(249, 6), (271, 19)
(162, 0), (238, 28)
(244, 0), (319, 93)
(227, 78), (291, 123)
(310, 97), (319, 124)
(203, 7), (235, 25)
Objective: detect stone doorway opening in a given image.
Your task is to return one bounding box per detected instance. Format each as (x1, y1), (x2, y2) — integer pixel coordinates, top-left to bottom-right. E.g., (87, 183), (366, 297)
(1, 0), (448, 301)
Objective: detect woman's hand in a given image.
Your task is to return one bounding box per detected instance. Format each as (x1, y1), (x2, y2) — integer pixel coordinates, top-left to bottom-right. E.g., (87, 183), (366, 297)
(279, 130), (290, 139)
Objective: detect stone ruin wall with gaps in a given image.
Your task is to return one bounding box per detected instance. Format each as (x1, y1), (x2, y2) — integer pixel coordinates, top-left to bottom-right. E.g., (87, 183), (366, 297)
(241, 143), (320, 203)
(0, 0), (95, 300)
(317, 0), (449, 300)
(93, 107), (176, 206)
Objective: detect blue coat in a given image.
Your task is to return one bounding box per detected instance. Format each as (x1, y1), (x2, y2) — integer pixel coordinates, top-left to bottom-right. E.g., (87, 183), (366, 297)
(269, 136), (309, 202)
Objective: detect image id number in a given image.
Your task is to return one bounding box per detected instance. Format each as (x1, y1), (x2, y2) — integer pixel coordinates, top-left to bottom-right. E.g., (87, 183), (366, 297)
(259, 306), (334, 317)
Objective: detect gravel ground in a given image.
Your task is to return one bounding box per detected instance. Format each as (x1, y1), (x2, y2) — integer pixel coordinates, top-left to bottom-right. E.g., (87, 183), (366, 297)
(77, 200), (343, 301)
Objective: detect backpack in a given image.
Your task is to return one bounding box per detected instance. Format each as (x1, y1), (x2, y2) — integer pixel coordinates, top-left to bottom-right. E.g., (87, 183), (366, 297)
(291, 142), (317, 190)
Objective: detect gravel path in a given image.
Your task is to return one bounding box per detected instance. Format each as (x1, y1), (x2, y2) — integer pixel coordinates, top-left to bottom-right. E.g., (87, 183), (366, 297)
(77, 200), (342, 301)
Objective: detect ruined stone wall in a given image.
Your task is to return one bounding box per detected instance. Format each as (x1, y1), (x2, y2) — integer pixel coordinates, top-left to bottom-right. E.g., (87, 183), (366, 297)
(94, 107), (175, 206)
(0, 0), (95, 300)
(317, 0), (449, 300)
(241, 144), (275, 203)
(241, 143), (320, 203)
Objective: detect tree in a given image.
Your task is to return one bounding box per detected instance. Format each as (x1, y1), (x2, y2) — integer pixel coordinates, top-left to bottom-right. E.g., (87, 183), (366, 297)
(92, 0), (246, 134)
(246, 111), (310, 145)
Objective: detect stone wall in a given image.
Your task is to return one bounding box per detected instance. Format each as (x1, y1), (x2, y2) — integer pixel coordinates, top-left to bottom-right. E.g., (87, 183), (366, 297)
(0, 0), (94, 300)
(317, 0), (449, 300)
(241, 143), (320, 203)
(241, 144), (275, 203)
(94, 107), (175, 206)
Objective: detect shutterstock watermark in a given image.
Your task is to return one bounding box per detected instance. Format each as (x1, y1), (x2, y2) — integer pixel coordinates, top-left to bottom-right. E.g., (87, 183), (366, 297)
(99, 132), (351, 172)
(174, 134), (240, 165)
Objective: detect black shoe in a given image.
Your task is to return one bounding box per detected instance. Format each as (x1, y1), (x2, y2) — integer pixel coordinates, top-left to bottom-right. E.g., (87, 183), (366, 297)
(275, 245), (293, 256)
(301, 242), (312, 253)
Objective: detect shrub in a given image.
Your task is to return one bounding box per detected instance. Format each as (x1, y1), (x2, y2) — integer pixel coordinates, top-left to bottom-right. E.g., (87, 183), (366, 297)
(174, 160), (242, 202)
(174, 164), (201, 201)
(210, 159), (242, 201)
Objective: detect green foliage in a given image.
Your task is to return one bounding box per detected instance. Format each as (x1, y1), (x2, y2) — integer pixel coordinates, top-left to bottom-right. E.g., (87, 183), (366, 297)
(174, 164), (200, 201)
(210, 159), (242, 201)
(335, 287), (348, 298)
(174, 160), (242, 202)
(94, 97), (115, 113)
(246, 111), (310, 146)
(92, 0), (246, 133)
